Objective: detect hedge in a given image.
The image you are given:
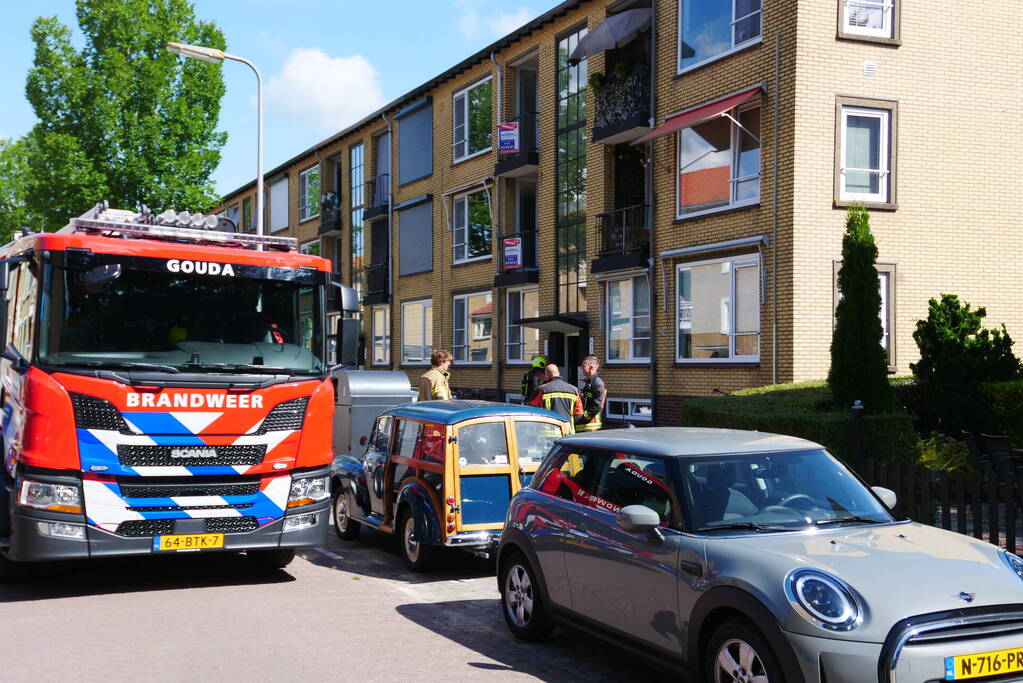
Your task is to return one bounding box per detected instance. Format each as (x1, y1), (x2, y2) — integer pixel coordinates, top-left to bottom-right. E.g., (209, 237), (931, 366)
(981, 379), (1023, 444)
(681, 380), (918, 465)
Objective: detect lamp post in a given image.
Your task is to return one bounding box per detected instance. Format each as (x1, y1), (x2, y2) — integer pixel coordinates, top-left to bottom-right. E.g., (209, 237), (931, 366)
(166, 42), (264, 238)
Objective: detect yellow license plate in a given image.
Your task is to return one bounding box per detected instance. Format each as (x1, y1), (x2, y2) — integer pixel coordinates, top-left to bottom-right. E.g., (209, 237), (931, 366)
(946, 646), (1023, 679)
(154, 533), (224, 551)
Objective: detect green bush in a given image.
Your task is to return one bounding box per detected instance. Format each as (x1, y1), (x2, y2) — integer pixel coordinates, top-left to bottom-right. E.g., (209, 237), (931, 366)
(828, 206), (895, 413)
(981, 379), (1023, 444)
(681, 380), (917, 466)
(910, 294), (1021, 434)
(914, 433), (972, 474)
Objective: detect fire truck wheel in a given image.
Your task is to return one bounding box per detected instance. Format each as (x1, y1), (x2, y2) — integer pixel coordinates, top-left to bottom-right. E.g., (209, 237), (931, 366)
(246, 548), (296, 570)
(499, 551), (554, 641)
(397, 509), (436, 572)
(332, 489), (361, 541)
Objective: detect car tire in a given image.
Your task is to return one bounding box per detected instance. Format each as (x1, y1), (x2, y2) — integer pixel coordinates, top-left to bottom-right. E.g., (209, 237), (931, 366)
(397, 509), (436, 572)
(332, 488), (361, 541)
(246, 548), (296, 570)
(705, 618), (784, 683)
(499, 551), (554, 642)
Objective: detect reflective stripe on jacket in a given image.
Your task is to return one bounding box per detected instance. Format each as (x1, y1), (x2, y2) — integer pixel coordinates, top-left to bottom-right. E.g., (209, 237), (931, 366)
(575, 374), (607, 432)
(417, 367), (452, 401)
(528, 378), (583, 423)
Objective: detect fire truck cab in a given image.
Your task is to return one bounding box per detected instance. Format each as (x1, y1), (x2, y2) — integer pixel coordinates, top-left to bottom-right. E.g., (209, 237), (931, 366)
(0, 204), (358, 576)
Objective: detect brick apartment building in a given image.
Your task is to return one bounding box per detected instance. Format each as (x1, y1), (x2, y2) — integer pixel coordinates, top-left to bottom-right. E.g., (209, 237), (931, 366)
(215, 0), (1022, 426)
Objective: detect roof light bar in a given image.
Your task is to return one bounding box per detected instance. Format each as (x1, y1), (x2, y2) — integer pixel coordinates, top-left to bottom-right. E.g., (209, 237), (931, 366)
(68, 217), (297, 250)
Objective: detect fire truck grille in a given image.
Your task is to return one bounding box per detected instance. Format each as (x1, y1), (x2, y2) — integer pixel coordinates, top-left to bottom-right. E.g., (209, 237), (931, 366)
(119, 482), (261, 498)
(257, 398), (308, 433)
(127, 504), (254, 512)
(117, 445), (265, 467)
(116, 520), (175, 537)
(205, 517), (259, 533)
(70, 393), (131, 432)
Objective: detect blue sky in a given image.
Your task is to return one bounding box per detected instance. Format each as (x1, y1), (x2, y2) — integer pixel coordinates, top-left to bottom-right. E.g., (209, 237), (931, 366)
(0, 0), (555, 198)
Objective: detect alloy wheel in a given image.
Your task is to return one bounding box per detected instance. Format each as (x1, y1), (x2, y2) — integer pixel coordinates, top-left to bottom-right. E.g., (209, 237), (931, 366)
(504, 564), (534, 628)
(714, 638), (769, 683)
(403, 516), (420, 563)
(334, 496), (349, 533)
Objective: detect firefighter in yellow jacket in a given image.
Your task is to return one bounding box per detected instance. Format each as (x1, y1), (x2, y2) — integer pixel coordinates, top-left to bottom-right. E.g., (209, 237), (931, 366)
(417, 349), (453, 401)
(575, 354), (607, 432)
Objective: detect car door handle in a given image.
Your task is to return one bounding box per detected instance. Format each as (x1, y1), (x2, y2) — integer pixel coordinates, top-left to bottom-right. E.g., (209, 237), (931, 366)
(568, 528), (589, 539)
(680, 560), (703, 578)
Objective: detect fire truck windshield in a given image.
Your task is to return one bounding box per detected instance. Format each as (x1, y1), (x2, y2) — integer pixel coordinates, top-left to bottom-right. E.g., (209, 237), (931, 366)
(38, 262), (325, 375)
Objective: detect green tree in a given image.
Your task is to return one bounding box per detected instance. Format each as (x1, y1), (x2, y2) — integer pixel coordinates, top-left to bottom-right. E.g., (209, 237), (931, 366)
(828, 206), (895, 413)
(23, 0), (226, 229)
(910, 294), (1021, 434)
(0, 138), (47, 241)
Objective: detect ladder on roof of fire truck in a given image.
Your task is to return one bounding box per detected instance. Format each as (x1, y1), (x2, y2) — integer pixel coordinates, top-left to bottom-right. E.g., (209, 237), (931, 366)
(58, 201), (298, 251)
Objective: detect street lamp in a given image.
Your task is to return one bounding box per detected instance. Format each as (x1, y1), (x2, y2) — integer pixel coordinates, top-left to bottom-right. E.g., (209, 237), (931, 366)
(166, 42), (264, 238)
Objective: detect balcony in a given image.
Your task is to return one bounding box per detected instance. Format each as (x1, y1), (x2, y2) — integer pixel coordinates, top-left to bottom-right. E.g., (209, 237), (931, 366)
(363, 173), (390, 221)
(592, 204), (650, 274)
(362, 263), (389, 305)
(493, 230), (539, 288)
(495, 112), (539, 178)
(319, 200), (342, 236)
(591, 66), (651, 145)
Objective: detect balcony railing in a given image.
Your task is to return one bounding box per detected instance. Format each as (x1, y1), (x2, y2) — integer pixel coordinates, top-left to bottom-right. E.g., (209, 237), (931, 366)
(499, 229), (538, 270)
(363, 263), (389, 303)
(495, 112), (539, 177)
(319, 200), (342, 234)
(597, 204), (650, 257)
(366, 173), (390, 208)
(592, 66), (651, 143)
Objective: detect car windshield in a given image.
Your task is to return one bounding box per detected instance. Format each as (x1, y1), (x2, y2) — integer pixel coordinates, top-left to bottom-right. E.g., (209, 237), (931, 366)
(514, 420), (563, 465)
(682, 449), (893, 534)
(38, 262), (324, 374)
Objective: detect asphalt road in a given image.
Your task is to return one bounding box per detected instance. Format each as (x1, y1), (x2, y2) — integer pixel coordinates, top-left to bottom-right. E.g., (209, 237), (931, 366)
(0, 527), (661, 682)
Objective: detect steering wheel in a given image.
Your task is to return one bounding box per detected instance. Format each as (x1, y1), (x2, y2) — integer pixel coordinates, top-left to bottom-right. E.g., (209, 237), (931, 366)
(776, 493), (816, 509)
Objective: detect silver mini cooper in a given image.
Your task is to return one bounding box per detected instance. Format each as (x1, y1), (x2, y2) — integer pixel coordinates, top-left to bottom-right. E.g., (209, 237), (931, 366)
(497, 427), (1023, 683)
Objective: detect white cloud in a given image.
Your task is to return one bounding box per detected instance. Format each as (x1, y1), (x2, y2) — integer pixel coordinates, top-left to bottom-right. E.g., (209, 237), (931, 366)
(264, 48), (387, 132)
(454, 2), (533, 39)
(487, 8), (532, 36)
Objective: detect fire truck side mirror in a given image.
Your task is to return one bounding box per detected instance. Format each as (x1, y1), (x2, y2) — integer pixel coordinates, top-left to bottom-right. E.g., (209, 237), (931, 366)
(338, 318), (359, 368)
(332, 281), (360, 314)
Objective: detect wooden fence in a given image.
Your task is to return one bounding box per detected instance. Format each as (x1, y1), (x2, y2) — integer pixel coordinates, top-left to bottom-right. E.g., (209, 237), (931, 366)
(862, 458), (1023, 555)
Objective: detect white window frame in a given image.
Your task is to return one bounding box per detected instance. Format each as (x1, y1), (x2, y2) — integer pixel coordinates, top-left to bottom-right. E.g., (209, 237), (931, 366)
(453, 76), (493, 162)
(299, 239), (320, 256)
(677, 0), (763, 74)
(675, 102), (761, 221)
(298, 165), (320, 222)
(452, 189), (492, 264)
(401, 298), (433, 366)
(839, 106), (890, 203)
(605, 275), (651, 364)
(453, 291), (492, 364)
(843, 0), (894, 38)
(604, 397), (653, 423)
(372, 305), (391, 366)
(506, 287), (540, 365)
(675, 254), (761, 364)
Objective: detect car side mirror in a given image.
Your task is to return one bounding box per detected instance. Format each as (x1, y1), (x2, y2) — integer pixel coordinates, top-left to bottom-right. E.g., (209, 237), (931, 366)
(872, 486), (897, 510)
(0, 343), (29, 375)
(617, 505), (662, 534)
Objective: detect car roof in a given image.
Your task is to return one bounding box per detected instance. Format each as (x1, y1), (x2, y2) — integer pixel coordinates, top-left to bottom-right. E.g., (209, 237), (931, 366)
(556, 427), (823, 458)
(383, 400), (566, 426)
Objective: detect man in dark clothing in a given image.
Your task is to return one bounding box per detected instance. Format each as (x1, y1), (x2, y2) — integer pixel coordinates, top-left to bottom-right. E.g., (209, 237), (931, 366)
(575, 354), (607, 432)
(528, 364), (583, 424)
(521, 354), (547, 404)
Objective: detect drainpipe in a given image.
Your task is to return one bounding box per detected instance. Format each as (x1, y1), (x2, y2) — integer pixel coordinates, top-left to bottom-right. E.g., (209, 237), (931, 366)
(383, 113), (394, 369)
(772, 32), (780, 385)
(491, 51), (503, 399)
(648, 0), (659, 423)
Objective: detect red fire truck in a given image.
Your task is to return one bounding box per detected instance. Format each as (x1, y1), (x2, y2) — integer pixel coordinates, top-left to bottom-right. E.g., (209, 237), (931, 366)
(0, 203), (358, 576)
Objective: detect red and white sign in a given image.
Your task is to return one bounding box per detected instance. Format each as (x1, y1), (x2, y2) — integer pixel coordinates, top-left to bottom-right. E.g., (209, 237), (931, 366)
(498, 122), (520, 154)
(503, 237), (522, 269)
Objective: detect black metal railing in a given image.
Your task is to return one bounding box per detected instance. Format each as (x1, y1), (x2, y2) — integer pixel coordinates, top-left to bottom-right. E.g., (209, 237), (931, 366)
(593, 65), (651, 133)
(364, 263), (388, 298)
(319, 202), (342, 233)
(365, 173), (390, 208)
(596, 205), (650, 257)
(498, 229), (538, 271)
(498, 111), (539, 162)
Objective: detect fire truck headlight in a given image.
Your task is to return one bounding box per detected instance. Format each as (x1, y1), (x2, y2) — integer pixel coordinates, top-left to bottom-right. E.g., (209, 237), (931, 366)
(288, 474), (329, 508)
(283, 513), (318, 532)
(18, 480), (82, 514)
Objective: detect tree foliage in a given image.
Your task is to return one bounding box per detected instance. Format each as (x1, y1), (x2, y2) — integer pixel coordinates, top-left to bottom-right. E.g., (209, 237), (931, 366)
(910, 294), (1021, 434)
(22, 0), (226, 229)
(0, 138), (47, 241)
(827, 206), (895, 413)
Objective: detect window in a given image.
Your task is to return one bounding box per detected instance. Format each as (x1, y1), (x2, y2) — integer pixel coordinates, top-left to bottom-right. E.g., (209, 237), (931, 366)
(453, 292), (492, 363)
(456, 422), (509, 466)
(419, 423), (445, 464)
(453, 77), (493, 161)
(833, 262), (896, 369)
(605, 398), (653, 424)
(514, 421), (562, 466)
(453, 190), (492, 263)
(299, 165), (321, 221)
(369, 416), (392, 453)
(506, 393), (525, 405)
(506, 288), (539, 363)
(241, 197), (253, 232)
(397, 100), (433, 184)
(300, 240), (321, 256)
(398, 200), (434, 275)
(840, 0), (897, 40)
(678, 104), (760, 217)
(606, 276), (650, 361)
(678, 0), (761, 72)
(557, 26), (589, 315)
(12, 263), (37, 355)
(677, 254), (760, 362)
(401, 299), (432, 364)
(394, 419), (422, 460)
(269, 176), (288, 232)
(227, 203), (240, 230)
(350, 143), (366, 300)
(372, 306), (390, 365)
(837, 100), (896, 206)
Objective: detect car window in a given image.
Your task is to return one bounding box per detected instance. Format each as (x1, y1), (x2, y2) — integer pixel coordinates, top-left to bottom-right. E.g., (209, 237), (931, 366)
(457, 421), (509, 466)
(593, 453), (674, 524)
(393, 419), (421, 460)
(514, 421), (562, 466)
(418, 422), (445, 464)
(537, 448), (612, 511)
(369, 416), (392, 454)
